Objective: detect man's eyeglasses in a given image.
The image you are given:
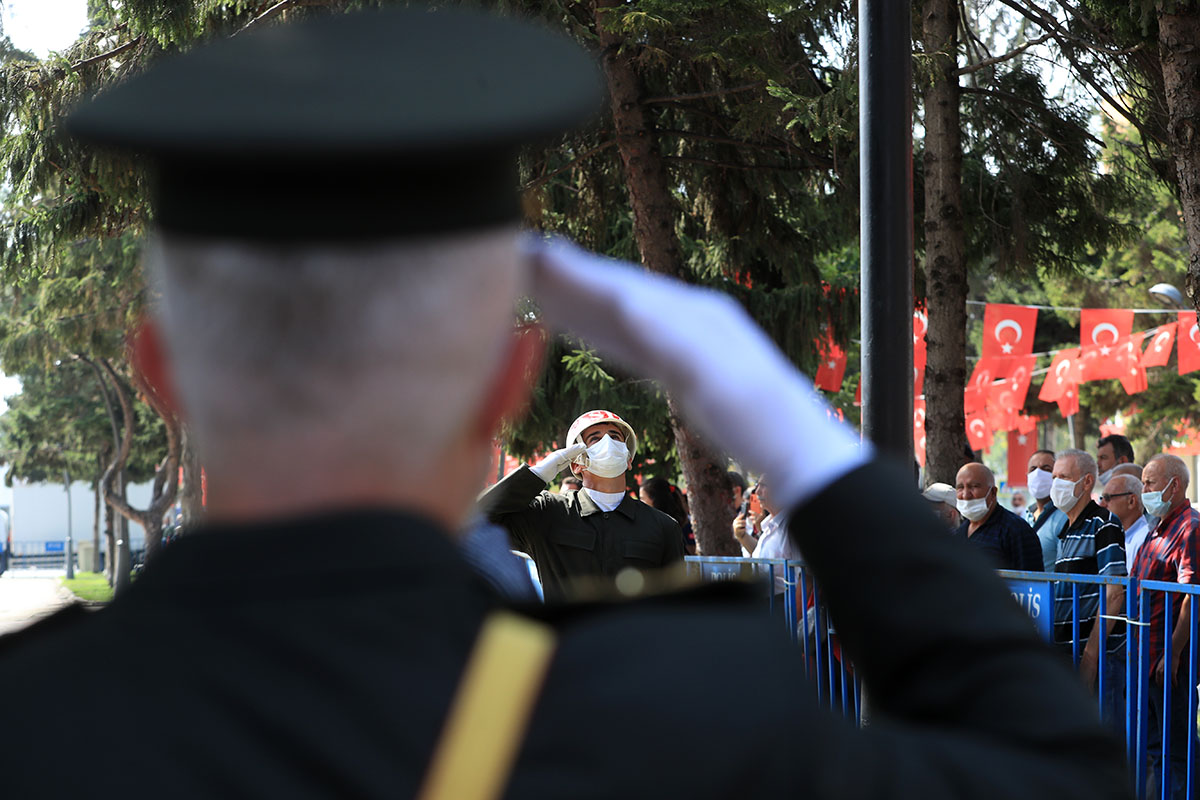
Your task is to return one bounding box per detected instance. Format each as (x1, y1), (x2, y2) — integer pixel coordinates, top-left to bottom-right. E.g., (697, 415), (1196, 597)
(1100, 492), (1134, 503)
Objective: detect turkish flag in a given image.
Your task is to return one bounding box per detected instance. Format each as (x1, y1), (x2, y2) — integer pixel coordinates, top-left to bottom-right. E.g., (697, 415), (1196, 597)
(982, 304), (1038, 374)
(1038, 348), (1079, 403)
(914, 398), (927, 468)
(987, 403), (1016, 435)
(964, 357), (998, 415)
(1057, 383), (1080, 418)
(814, 337), (847, 392)
(914, 309), (927, 399)
(1116, 332), (1148, 395)
(1007, 429), (1040, 488)
(1079, 309), (1134, 381)
(1016, 414), (1039, 436)
(1003, 353), (1036, 410)
(966, 412), (992, 452)
(1142, 323), (1177, 369)
(1179, 312), (1200, 375)
(853, 379), (861, 407)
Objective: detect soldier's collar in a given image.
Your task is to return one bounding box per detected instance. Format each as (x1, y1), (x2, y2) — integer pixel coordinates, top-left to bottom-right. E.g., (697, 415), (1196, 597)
(577, 488), (637, 519)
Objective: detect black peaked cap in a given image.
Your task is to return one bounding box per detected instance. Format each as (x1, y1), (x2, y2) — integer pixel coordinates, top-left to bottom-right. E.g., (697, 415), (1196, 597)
(66, 7), (604, 242)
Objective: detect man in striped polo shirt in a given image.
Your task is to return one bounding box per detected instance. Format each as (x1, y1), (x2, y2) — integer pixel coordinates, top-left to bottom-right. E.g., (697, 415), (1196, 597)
(1051, 449), (1127, 722)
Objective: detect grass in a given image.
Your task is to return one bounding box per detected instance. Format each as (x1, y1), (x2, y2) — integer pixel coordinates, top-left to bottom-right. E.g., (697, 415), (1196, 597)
(61, 571), (114, 603)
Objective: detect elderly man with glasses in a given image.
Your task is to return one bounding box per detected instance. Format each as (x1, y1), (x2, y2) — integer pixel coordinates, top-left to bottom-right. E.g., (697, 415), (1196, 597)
(1101, 473), (1152, 573)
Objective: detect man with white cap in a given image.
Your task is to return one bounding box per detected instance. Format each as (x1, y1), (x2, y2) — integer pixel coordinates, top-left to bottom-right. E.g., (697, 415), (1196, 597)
(0, 6), (1126, 798)
(480, 409), (685, 601)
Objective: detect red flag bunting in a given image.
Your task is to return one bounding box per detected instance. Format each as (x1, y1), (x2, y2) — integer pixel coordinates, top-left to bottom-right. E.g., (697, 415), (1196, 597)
(1038, 348), (1079, 403)
(1116, 332), (1148, 395)
(1179, 312), (1200, 376)
(814, 337), (847, 392)
(1057, 383), (1080, 418)
(1007, 429), (1040, 488)
(1016, 414), (1039, 436)
(1142, 323), (1177, 369)
(914, 309), (927, 399)
(964, 357), (998, 415)
(1079, 309), (1134, 381)
(853, 379), (861, 407)
(914, 398), (926, 468)
(966, 412), (992, 452)
(982, 304), (1038, 375)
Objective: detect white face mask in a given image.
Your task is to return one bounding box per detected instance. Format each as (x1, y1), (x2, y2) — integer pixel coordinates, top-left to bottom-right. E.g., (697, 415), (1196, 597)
(1027, 468), (1053, 500)
(956, 496), (991, 522)
(1051, 476), (1084, 513)
(582, 435), (629, 479)
(1142, 477), (1177, 518)
(1098, 467), (1115, 487)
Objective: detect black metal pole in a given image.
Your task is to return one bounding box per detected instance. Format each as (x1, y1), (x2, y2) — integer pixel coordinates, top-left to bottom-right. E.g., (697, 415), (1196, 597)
(859, 0), (914, 464)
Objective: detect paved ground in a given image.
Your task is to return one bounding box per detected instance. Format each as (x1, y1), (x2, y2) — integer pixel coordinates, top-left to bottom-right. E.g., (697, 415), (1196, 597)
(0, 568), (72, 636)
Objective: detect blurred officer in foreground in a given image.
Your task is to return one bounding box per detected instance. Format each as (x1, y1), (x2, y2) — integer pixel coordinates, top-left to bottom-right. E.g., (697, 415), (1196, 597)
(0, 7), (1127, 799)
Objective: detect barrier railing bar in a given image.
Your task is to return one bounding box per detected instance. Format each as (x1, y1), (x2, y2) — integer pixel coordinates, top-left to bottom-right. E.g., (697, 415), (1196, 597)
(1163, 590), (1174, 800)
(1189, 595), (1198, 799)
(1137, 581), (1151, 800)
(1072, 582), (1081, 668)
(1099, 583), (1108, 724)
(798, 567), (811, 680)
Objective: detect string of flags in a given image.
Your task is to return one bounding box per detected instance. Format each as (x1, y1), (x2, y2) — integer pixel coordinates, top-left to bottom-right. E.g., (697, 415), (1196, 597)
(812, 302), (1200, 465)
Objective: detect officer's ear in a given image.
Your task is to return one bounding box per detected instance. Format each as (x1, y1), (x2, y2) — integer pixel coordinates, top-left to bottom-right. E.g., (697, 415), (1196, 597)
(129, 317), (181, 417)
(471, 323), (545, 441)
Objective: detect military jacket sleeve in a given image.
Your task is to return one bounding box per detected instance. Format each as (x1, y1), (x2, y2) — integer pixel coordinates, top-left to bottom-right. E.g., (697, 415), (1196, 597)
(478, 465), (555, 554)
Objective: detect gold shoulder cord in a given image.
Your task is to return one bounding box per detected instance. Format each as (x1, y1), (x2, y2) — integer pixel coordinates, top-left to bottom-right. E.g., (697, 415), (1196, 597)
(416, 612), (557, 800)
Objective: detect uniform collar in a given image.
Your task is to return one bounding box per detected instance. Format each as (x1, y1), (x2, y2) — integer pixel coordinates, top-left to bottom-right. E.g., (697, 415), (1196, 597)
(576, 488), (637, 519)
(125, 508), (480, 602)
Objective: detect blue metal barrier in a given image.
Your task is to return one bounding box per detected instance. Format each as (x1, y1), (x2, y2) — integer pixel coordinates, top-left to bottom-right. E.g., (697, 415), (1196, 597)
(685, 557), (1200, 799)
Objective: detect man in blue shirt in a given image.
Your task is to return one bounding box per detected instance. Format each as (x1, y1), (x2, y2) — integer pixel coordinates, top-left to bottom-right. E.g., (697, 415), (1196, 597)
(1023, 449), (1067, 572)
(954, 462), (1042, 571)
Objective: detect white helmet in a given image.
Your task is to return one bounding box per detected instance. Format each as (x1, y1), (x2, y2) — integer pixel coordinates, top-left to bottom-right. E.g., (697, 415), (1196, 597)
(566, 410), (638, 462)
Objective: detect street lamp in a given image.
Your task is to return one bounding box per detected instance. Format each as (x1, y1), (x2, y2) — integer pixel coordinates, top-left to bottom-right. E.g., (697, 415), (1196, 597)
(1150, 283), (1188, 310)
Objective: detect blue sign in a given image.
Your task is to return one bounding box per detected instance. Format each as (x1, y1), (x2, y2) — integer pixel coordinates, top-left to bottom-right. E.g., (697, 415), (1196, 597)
(43, 541), (64, 553)
(1006, 579), (1053, 640)
(686, 561), (751, 583)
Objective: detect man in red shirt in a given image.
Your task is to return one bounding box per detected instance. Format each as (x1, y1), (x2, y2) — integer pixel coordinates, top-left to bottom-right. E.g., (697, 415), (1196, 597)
(1129, 453), (1200, 799)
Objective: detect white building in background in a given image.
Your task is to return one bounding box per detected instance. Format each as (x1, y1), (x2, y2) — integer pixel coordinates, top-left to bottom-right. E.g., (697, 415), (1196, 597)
(9, 479), (155, 552)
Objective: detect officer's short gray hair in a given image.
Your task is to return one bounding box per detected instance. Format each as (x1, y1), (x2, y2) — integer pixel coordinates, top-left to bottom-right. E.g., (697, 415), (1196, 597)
(146, 226), (522, 471)
(1055, 448), (1098, 481)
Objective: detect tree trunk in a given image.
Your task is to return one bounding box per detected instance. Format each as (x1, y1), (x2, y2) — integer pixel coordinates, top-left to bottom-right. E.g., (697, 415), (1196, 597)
(594, 0), (736, 552)
(1158, 9), (1200, 310)
(921, 0), (969, 486)
(179, 425), (204, 530)
(668, 397), (739, 555)
(114, 473), (132, 596)
(104, 489), (115, 585)
(91, 475), (102, 573)
(97, 358), (181, 565)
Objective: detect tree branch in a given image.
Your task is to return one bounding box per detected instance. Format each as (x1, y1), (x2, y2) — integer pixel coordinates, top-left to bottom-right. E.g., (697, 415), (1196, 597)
(521, 140), (617, 191)
(955, 33), (1054, 76)
(69, 36), (142, 72)
(662, 155), (813, 173)
(642, 82), (766, 105)
(237, 0), (341, 36)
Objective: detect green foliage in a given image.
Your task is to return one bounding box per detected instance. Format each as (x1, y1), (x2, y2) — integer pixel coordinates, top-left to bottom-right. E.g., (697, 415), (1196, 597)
(0, 359), (164, 487)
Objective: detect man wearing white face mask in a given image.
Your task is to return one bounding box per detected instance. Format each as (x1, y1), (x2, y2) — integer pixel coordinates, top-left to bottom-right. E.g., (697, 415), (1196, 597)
(1024, 449), (1068, 572)
(1049, 449), (1126, 715)
(953, 463), (1042, 571)
(480, 409), (685, 601)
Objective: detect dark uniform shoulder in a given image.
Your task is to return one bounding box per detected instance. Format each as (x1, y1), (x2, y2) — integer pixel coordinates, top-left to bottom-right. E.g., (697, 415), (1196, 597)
(512, 576), (765, 629)
(0, 603), (92, 658)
